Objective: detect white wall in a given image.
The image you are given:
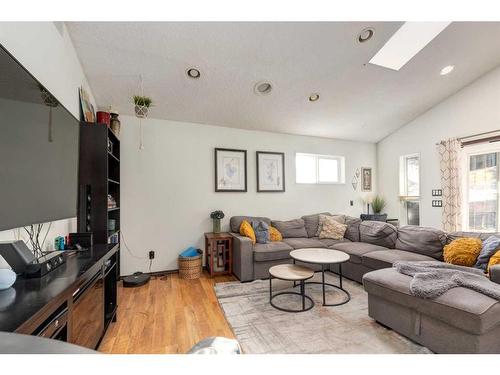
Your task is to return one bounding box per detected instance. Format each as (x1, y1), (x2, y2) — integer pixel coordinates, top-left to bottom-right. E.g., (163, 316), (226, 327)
(120, 115), (377, 275)
(377, 65), (500, 229)
(0, 22), (95, 254)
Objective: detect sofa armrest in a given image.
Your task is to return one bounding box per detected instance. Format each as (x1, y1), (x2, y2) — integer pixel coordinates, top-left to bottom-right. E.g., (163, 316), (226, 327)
(490, 265), (500, 285)
(230, 233), (254, 282)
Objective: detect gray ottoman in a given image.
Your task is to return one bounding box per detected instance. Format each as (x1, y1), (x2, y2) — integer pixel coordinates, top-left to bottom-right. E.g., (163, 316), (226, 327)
(363, 268), (500, 354)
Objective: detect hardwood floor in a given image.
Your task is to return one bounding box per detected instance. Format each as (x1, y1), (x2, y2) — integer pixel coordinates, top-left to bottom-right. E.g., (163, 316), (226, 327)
(98, 271), (236, 354)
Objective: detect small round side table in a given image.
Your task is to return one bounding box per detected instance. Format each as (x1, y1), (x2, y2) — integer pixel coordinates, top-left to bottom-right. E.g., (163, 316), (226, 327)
(269, 264), (315, 313)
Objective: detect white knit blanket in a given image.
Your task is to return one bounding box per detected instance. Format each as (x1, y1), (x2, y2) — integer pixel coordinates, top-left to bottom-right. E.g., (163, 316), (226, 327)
(393, 261), (500, 300)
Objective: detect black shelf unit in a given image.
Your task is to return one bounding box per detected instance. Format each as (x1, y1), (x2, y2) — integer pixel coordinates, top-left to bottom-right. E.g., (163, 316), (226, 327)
(78, 123), (121, 279)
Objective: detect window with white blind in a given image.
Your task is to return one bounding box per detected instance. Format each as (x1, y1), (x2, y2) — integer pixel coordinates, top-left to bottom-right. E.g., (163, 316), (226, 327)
(295, 153), (345, 184)
(463, 143), (500, 232)
(399, 154), (420, 225)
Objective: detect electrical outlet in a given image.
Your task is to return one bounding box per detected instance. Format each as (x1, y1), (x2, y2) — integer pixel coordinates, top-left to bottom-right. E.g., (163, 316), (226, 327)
(149, 250), (155, 260)
(350, 200), (354, 206)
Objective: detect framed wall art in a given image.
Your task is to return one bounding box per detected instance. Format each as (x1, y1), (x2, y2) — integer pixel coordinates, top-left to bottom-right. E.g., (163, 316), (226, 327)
(256, 151), (285, 192)
(214, 148), (247, 192)
(361, 167), (372, 192)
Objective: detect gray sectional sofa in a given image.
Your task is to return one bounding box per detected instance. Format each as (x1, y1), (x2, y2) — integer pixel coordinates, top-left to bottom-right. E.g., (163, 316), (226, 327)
(229, 213), (500, 354)
(230, 213), (441, 283)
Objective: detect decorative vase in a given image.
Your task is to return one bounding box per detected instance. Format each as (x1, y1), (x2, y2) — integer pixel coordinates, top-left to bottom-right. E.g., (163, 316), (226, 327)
(0, 268), (16, 290)
(134, 104), (149, 118)
(213, 219), (221, 233)
(110, 112), (121, 137)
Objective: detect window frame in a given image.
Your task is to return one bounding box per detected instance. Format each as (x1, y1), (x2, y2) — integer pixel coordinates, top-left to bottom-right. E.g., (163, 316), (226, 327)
(462, 142), (500, 232)
(295, 152), (346, 185)
(399, 153), (421, 226)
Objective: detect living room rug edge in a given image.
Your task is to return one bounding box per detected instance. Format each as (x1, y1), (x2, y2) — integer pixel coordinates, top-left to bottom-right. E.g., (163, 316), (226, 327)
(215, 273), (432, 354)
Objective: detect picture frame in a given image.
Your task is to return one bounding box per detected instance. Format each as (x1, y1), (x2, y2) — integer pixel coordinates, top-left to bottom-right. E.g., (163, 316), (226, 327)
(361, 167), (372, 192)
(214, 148), (247, 192)
(256, 151), (285, 192)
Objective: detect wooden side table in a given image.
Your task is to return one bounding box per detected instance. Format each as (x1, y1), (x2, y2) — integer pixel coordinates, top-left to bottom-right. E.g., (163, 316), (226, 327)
(204, 232), (233, 276)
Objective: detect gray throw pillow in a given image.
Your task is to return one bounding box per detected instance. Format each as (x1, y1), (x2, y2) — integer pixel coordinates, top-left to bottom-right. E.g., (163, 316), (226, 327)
(475, 235), (500, 270)
(252, 221), (270, 244)
(271, 219), (308, 238)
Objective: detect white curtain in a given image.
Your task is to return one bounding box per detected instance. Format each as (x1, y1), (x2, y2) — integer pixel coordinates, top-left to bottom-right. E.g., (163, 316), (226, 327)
(438, 138), (462, 232)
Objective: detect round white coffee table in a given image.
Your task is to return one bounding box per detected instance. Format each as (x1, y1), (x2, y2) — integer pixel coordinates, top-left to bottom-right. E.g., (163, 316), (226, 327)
(268, 264), (315, 313)
(290, 248), (350, 306)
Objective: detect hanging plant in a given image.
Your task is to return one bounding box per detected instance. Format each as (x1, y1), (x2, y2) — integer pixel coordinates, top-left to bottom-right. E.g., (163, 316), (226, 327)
(133, 95), (153, 118)
(39, 85), (59, 142)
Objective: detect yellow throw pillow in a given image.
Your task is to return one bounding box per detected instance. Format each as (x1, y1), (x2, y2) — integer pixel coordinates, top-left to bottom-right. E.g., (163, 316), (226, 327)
(269, 226), (283, 241)
(443, 237), (482, 267)
(240, 220), (256, 244)
(488, 250), (500, 272)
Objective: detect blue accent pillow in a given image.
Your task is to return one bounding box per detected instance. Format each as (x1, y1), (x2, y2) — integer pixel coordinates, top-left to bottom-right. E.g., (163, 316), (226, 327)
(252, 221), (270, 244)
(475, 236), (500, 270)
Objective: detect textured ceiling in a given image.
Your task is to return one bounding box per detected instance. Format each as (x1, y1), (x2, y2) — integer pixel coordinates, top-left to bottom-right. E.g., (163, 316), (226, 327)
(67, 22), (500, 142)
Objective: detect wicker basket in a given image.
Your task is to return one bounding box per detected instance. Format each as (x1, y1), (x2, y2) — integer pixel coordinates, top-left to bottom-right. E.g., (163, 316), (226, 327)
(178, 249), (203, 280)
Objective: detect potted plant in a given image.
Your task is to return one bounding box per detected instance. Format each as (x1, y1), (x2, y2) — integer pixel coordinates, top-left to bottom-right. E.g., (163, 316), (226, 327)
(133, 95), (153, 118)
(210, 210), (225, 233)
(361, 195), (388, 222)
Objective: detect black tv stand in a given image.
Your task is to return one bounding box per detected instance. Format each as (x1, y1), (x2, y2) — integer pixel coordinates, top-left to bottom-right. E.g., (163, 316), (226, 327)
(0, 244), (119, 352)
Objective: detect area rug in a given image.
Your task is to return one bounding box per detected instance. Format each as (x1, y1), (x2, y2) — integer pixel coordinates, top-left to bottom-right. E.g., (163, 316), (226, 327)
(215, 272), (432, 354)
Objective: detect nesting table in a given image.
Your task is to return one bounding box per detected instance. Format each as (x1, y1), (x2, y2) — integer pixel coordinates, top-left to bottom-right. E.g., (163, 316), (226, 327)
(290, 248), (351, 307)
(269, 264), (315, 313)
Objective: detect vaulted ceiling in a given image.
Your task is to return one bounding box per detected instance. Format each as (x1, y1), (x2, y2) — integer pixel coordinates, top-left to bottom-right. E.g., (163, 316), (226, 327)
(67, 22), (500, 142)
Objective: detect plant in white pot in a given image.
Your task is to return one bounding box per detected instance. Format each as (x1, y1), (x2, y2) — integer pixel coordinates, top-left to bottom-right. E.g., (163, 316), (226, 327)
(361, 195), (388, 222)
(133, 95), (153, 118)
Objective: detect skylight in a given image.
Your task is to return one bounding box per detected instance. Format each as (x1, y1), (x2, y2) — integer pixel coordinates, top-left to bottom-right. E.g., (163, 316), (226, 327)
(369, 22), (451, 71)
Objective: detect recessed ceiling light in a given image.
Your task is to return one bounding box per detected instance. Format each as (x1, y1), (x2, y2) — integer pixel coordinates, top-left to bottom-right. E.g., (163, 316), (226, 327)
(358, 28), (375, 43)
(254, 81), (273, 95)
(369, 22), (451, 71)
(309, 93), (320, 102)
(187, 68), (201, 79)
(440, 65), (455, 75)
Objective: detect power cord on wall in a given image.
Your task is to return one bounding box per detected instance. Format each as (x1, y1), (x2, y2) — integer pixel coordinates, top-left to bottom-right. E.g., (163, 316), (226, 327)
(120, 231), (156, 275)
(120, 231), (148, 260)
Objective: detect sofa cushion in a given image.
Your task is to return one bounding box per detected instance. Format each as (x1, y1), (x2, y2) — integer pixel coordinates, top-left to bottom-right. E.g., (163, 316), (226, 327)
(476, 236), (500, 270)
(230, 216), (271, 233)
(316, 214), (345, 236)
(239, 220), (256, 244)
(330, 242), (389, 264)
(316, 237), (351, 248)
(448, 231), (500, 243)
(363, 268), (500, 335)
(252, 220), (270, 244)
(271, 219), (308, 238)
(359, 221), (397, 248)
(282, 237), (325, 249)
(301, 212), (331, 238)
(319, 216), (347, 239)
(362, 249), (435, 270)
(344, 216), (362, 242)
(444, 237), (482, 267)
(396, 225), (447, 260)
(269, 226), (283, 241)
(253, 241), (293, 262)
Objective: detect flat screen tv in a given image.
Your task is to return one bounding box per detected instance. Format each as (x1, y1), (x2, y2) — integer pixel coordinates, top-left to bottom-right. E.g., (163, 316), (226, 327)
(0, 45), (79, 231)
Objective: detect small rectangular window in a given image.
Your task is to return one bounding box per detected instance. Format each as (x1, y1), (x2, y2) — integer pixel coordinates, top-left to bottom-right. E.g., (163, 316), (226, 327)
(296, 153), (345, 184)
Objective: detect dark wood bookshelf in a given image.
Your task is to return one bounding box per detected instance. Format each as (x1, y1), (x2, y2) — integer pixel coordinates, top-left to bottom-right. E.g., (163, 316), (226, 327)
(78, 123), (121, 279)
